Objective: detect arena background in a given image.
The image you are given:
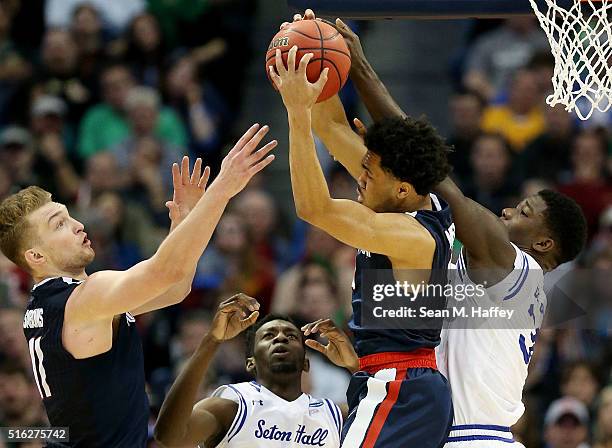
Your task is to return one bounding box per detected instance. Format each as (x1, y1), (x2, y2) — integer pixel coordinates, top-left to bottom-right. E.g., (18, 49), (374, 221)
(0, 1), (611, 447)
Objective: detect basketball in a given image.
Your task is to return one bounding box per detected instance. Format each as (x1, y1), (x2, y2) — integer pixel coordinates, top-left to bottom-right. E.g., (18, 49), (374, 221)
(266, 20), (351, 103)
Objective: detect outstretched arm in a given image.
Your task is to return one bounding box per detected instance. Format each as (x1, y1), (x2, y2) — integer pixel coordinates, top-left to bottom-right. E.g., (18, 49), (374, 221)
(155, 294), (260, 447)
(67, 125), (276, 323)
(307, 13), (515, 270)
(270, 47), (435, 265)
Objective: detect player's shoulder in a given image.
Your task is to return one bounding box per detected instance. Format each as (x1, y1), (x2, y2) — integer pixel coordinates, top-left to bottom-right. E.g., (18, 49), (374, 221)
(29, 277), (84, 307)
(212, 381), (260, 403)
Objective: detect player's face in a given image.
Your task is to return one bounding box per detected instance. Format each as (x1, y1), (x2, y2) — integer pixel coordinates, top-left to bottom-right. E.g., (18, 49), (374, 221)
(357, 152), (405, 212)
(252, 320), (306, 376)
(500, 194), (554, 256)
(26, 202), (94, 274)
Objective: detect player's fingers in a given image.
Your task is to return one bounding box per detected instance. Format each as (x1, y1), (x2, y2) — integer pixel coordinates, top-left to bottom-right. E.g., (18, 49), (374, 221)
(181, 156), (190, 185)
(249, 140), (278, 166)
(275, 49), (285, 75)
(293, 13), (302, 22)
(269, 66), (282, 89)
(353, 118), (367, 139)
(304, 9), (316, 20)
(312, 318), (334, 334)
(302, 318), (325, 335)
(198, 166), (211, 189)
(248, 154), (275, 177)
(305, 339), (327, 354)
(280, 21), (291, 30)
(287, 46), (298, 73)
(314, 67), (329, 91)
(240, 310), (260, 327)
(171, 162), (180, 191)
(229, 123), (260, 155)
(233, 293), (260, 312)
(191, 158), (202, 184)
(298, 52), (313, 76)
(242, 125), (270, 157)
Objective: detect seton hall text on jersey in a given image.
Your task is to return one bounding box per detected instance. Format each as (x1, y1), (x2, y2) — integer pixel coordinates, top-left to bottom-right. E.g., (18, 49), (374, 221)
(23, 308), (44, 328)
(255, 419), (329, 446)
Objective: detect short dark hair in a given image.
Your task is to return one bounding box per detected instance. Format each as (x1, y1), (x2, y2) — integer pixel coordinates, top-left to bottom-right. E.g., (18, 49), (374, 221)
(364, 116), (452, 196)
(245, 314), (301, 359)
(538, 189), (588, 265)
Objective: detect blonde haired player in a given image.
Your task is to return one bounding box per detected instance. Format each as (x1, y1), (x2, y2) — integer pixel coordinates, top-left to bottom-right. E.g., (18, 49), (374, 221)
(289, 9), (587, 448)
(1, 124), (275, 447)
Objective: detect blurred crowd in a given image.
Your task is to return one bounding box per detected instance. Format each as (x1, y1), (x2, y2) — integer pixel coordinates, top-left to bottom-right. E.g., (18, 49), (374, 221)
(0, 2), (610, 447)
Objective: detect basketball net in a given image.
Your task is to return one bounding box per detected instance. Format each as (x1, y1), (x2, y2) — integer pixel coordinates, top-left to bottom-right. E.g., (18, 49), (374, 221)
(529, 0), (612, 120)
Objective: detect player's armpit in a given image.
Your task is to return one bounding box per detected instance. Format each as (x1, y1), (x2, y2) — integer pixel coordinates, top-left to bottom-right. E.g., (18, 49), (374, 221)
(435, 177), (515, 269)
(179, 398), (238, 448)
(304, 198), (435, 267)
(312, 95), (366, 180)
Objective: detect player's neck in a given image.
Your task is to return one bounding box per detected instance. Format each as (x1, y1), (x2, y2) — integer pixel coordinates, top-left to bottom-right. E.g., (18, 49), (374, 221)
(523, 248), (555, 272)
(396, 194), (431, 213)
(32, 269), (88, 285)
(257, 375), (303, 402)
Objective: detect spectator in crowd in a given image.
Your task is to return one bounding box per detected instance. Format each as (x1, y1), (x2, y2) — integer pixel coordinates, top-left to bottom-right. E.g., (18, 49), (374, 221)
(30, 28), (94, 124)
(0, 2), (31, 126)
(447, 90), (486, 184)
(235, 189), (293, 272)
(595, 387), (612, 447)
(544, 397), (591, 448)
(519, 104), (577, 183)
(45, 0), (145, 36)
(561, 361), (603, 412)
(121, 13), (166, 89)
(0, 307), (30, 370)
(70, 3), (108, 84)
(462, 133), (521, 213)
(0, 362), (47, 427)
(77, 64), (186, 158)
(164, 52), (227, 166)
(464, 17), (549, 100)
(481, 69), (546, 152)
(558, 129), (612, 238)
(195, 212), (276, 313)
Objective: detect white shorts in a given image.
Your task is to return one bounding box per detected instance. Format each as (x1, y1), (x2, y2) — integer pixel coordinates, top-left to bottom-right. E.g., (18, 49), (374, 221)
(443, 425), (526, 448)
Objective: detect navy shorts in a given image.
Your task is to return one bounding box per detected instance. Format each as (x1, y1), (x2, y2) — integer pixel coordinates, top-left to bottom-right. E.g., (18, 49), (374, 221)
(341, 367), (453, 448)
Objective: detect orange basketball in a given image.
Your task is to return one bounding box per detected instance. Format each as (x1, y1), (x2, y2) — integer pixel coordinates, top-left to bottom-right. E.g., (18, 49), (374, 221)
(266, 20), (351, 103)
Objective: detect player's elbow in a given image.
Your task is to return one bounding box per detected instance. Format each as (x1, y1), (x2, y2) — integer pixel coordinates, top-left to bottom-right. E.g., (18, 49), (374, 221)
(153, 425), (182, 448)
(295, 202), (325, 224)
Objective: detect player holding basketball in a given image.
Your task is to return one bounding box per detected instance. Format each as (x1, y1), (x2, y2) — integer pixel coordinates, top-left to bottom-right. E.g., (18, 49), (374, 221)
(0, 124), (276, 447)
(292, 10), (588, 447)
(269, 38), (455, 447)
(155, 296), (343, 447)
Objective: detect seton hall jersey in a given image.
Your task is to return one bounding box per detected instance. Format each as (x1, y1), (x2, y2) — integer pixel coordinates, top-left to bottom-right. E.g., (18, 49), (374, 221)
(212, 381), (342, 447)
(350, 193), (455, 357)
(436, 244), (547, 429)
(22, 277), (149, 448)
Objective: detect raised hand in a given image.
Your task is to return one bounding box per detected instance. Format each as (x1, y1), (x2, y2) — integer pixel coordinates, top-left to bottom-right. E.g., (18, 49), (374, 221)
(166, 156), (211, 228)
(216, 123), (276, 197)
(209, 293), (261, 342)
(302, 319), (359, 373)
(269, 46), (329, 110)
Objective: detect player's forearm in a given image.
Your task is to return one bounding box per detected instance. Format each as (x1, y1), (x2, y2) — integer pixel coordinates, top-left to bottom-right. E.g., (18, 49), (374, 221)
(151, 181), (231, 281)
(288, 108), (333, 220)
(351, 62), (407, 121)
(155, 334), (221, 444)
(312, 96), (364, 179)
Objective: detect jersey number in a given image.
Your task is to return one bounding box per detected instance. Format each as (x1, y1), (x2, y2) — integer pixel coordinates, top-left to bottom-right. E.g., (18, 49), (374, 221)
(28, 337), (52, 398)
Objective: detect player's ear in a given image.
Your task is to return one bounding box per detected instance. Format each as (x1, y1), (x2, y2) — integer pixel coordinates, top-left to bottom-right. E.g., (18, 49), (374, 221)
(397, 181), (414, 200)
(302, 357), (310, 373)
(24, 249), (45, 270)
(533, 236), (554, 254)
(246, 357), (256, 375)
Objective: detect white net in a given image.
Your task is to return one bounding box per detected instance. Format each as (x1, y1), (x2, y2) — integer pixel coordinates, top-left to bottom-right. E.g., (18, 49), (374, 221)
(529, 0), (612, 120)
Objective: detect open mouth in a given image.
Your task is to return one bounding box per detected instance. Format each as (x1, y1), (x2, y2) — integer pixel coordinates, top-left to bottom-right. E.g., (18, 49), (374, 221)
(272, 347), (290, 357)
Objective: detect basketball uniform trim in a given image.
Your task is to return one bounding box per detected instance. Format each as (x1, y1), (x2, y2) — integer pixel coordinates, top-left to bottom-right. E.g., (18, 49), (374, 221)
(447, 424), (515, 443)
(342, 368), (397, 447)
(359, 349), (437, 373)
(225, 385), (247, 442)
(324, 399), (342, 435)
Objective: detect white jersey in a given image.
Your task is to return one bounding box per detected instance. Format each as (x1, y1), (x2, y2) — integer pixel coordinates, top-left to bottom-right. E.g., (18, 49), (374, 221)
(212, 381), (342, 448)
(436, 244), (546, 447)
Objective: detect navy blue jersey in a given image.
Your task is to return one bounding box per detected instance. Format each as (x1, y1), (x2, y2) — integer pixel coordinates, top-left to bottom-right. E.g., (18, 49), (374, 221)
(350, 194), (454, 357)
(22, 277), (149, 448)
